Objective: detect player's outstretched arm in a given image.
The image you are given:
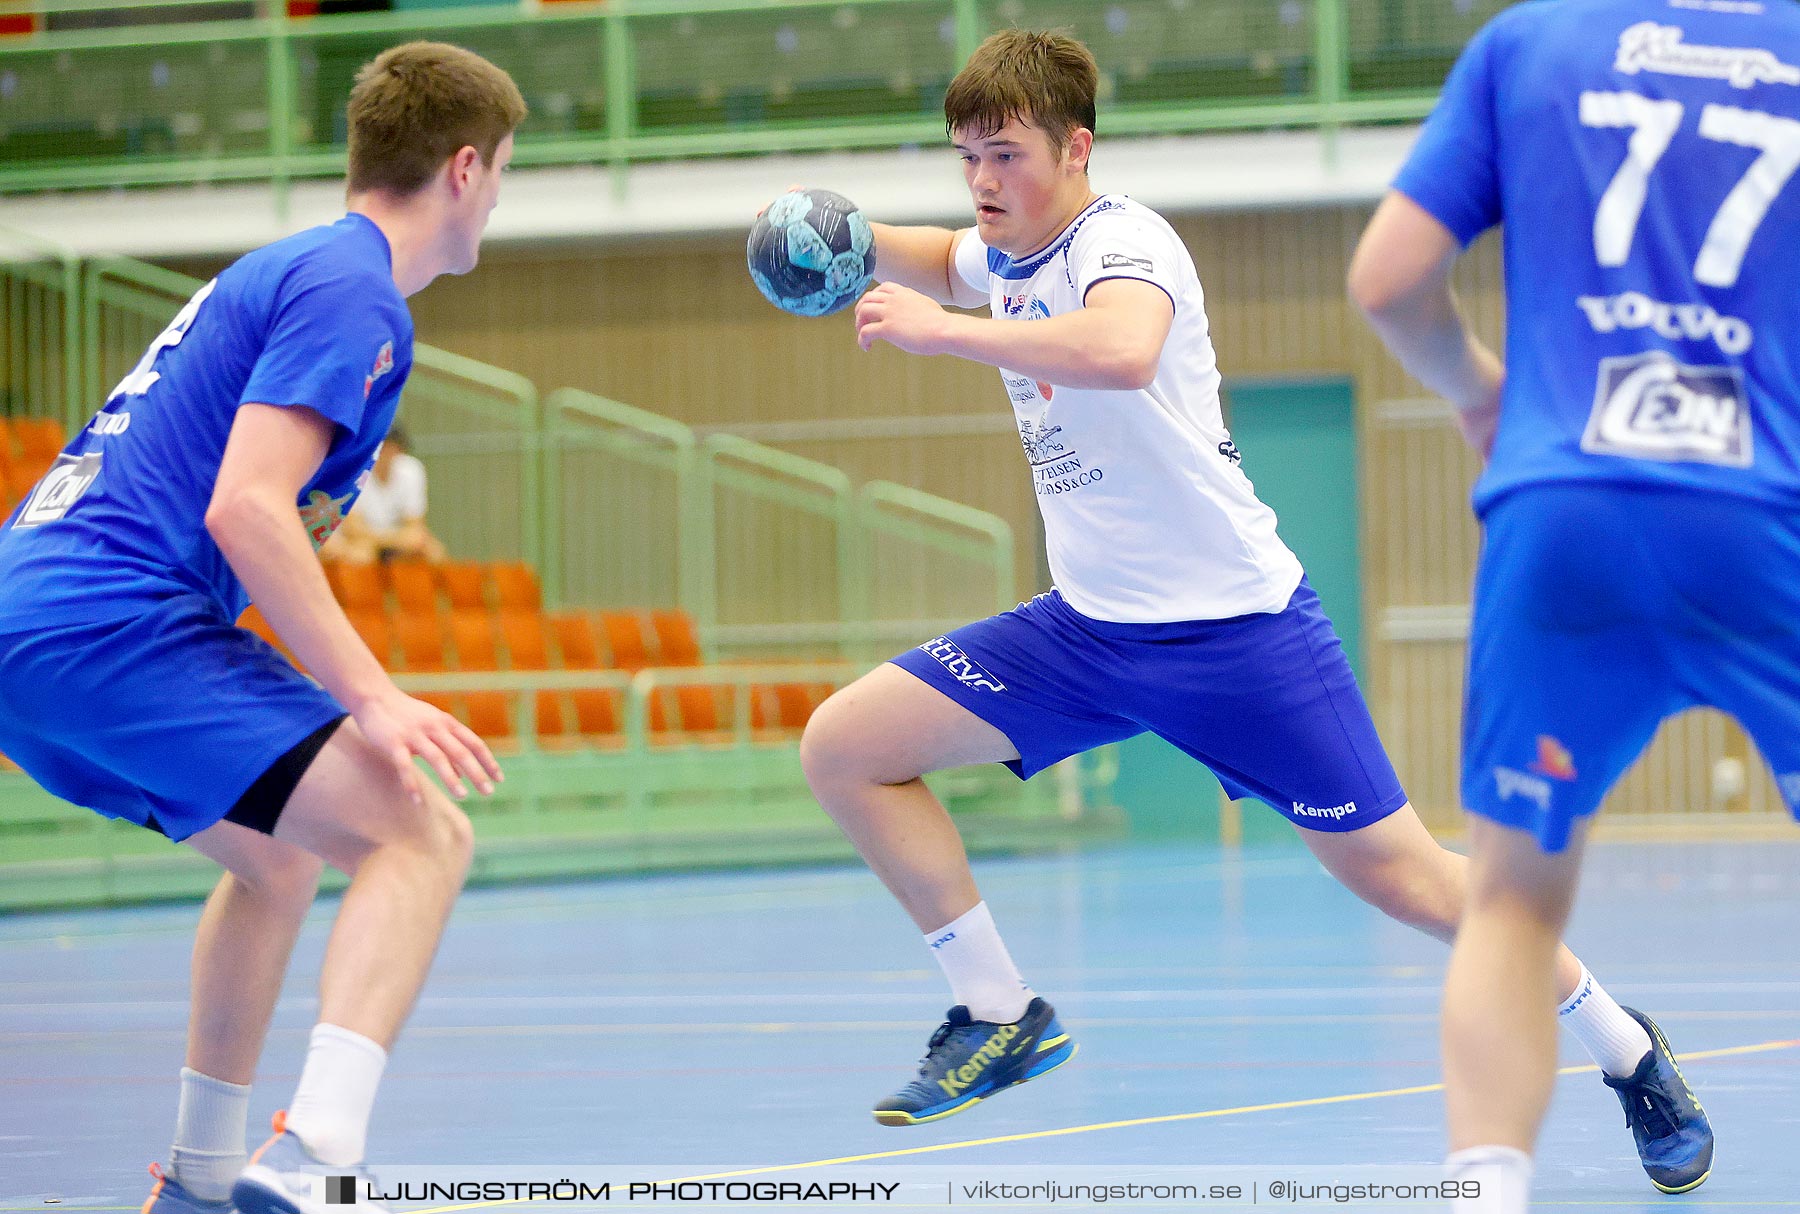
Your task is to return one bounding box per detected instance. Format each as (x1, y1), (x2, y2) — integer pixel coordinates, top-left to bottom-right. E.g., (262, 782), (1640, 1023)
(855, 277), (1171, 390)
(868, 223), (987, 308)
(1350, 191), (1504, 456)
(206, 403), (501, 805)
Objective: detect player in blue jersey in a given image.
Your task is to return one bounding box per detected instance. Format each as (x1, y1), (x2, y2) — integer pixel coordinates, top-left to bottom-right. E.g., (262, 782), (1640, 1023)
(0, 42), (523, 1214)
(1349, 0), (1800, 1206)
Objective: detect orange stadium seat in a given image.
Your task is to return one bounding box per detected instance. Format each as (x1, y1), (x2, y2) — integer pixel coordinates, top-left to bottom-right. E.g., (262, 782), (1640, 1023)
(499, 611), (567, 740)
(346, 609), (393, 666)
(10, 418), (65, 464)
(387, 561), (438, 614)
(436, 561), (488, 612)
(600, 611), (651, 670)
(329, 562), (385, 612)
(393, 612), (456, 719)
(650, 610), (703, 666)
(490, 561), (541, 611)
(545, 611), (623, 744)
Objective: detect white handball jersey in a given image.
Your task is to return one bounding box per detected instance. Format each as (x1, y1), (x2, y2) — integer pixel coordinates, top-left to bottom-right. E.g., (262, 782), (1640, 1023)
(954, 194), (1302, 622)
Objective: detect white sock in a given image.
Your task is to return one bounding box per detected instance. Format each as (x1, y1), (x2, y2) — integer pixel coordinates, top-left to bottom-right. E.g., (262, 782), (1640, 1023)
(924, 901), (1035, 1024)
(1557, 965), (1652, 1078)
(1445, 1145), (1532, 1214)
(169, 1068), (250, 1203)
(283, 1023), (388, 1167)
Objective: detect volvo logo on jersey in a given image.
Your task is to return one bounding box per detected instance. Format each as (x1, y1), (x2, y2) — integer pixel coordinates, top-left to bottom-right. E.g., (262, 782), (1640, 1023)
(1581, 352), (1751, 468)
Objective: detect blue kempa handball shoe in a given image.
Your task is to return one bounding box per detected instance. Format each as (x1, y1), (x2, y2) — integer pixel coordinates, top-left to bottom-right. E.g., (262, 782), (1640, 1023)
(232, 1115), (385, 1214)
(873, 996), (1077, 1126)
(143, 1163), (234, 1214)
(1603, 1008), (1714, 1194)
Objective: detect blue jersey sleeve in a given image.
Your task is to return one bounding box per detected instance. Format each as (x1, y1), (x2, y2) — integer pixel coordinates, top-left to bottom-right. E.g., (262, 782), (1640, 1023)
(238, 251), (405, 436)
(1392, 16), (1508, 247)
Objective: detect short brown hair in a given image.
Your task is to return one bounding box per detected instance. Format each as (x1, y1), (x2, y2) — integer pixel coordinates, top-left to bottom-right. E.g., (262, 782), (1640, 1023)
(347, 41), (528, 196)
(944, 29), (1098, 156)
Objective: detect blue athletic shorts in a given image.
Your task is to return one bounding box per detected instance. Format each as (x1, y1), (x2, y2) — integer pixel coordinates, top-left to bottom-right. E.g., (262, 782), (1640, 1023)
(0, 592), (346, 842)
(1464, 482), (1800, 852)
(890, 578), (1409, 832)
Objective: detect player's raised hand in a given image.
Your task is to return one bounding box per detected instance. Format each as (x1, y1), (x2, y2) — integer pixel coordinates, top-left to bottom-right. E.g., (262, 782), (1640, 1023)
(855, 282), (950, 354)
(352, 687), (503, 805)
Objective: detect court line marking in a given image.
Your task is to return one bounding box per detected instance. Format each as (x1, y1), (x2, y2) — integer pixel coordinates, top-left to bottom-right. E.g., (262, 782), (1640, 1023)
(400, 1036), (1800, 1214)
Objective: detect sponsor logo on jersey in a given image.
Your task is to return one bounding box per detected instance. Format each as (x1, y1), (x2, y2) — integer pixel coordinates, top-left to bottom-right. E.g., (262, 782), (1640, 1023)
(1018, 419), (1067, 463)
(298, 488), (354, 550)
(1615, 21), (1800, 89)
(364, 339), (395, 399)
(1583, 352), (1751, 467)
(1289, 800), (1358, 822)
(1494, 767), (1554, 811)
(13, 453), (101, 529)
(918, 636), (1007, 692)
(1100, 253), (1154, 273)
(1217, 439), (1242, 465)
(89, 410), (131, 437)
(1576, 292), (1753, 356)
(1530, 736), (1578, 782)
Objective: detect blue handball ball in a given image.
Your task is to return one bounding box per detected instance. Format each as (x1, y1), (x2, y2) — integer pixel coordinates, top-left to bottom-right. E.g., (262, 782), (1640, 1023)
(747, 188), (877, 317)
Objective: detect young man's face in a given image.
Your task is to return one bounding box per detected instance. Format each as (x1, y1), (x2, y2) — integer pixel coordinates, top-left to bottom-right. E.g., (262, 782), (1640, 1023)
(952, 116), (1092, 258)
(448, 131), (514, 275)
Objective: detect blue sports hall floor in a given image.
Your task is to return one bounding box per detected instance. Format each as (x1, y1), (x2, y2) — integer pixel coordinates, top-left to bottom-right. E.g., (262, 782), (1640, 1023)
(3, 837), (1796, 1211)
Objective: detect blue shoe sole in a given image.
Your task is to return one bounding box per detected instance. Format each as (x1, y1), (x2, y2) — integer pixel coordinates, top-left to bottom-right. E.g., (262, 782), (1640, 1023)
(873, 1034), (1078, 1127)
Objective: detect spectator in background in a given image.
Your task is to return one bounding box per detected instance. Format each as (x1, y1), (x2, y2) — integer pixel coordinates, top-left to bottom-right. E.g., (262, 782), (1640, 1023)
(326, 425), (447, 564)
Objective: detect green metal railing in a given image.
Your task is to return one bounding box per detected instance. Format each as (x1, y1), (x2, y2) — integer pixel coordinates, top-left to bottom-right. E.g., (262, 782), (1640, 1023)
(0, 226), (81, 428)
(0, 0), (1516, 196)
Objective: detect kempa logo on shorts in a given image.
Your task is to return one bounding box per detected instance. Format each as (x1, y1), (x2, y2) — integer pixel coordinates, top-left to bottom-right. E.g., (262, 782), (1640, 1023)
(1583, 352), (1751, 468)
(937, 1024), (1020, 1097)
(1495, 767), (1553, 811)
(919, 637), (1006, 692)
(1290, 800), (1357, 821)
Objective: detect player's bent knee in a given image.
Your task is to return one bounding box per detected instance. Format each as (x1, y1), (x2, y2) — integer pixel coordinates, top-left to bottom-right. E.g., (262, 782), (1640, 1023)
(799, 692), (863, 789)
(1349, 864), (1460, 935)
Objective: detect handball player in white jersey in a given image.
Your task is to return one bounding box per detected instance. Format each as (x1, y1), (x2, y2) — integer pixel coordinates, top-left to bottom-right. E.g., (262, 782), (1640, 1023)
(793, 28), (1698, 1161)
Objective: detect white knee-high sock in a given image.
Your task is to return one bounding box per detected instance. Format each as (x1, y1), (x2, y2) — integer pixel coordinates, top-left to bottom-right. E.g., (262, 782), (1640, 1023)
(924, 901), (1035, 1024)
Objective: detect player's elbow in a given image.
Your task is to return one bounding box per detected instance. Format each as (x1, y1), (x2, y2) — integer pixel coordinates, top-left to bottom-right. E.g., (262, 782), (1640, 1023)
(1346, 254), (1404, 319)
(204, 487), (279, 551)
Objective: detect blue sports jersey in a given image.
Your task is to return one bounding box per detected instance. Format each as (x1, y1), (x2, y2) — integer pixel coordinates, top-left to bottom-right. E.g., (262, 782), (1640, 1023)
(0, 213), (411, 627)
(1395, 0), (1800, 515)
